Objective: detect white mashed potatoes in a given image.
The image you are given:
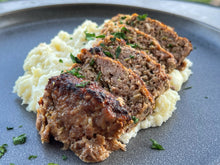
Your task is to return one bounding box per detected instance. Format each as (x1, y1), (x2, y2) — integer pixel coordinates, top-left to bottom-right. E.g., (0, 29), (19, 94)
(13, 20), (192, 143)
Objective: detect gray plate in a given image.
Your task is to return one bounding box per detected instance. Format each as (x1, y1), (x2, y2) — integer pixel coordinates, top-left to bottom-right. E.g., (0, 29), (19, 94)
(0, 3), (220, 165)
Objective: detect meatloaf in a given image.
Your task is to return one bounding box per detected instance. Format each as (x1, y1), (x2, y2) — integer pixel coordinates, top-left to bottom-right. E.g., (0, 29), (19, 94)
(107, 13), (193, 70)
(72, 49), (154, 123)
(101, 23), (176, 73)
(36, 73), (131, 162)
(92, 35), (170, 99)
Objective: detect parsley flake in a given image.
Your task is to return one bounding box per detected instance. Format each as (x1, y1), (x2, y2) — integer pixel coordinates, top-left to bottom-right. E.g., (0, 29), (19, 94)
(127, 43), (139, 48)
(7, 127), (14, 130)
(150, 139), (164, 150)
(48, 163), (59, 165)
(0, 144), (8, 158)
(131, 116), (139, 124)
(89, 58), (95, 66)
(103, 51), (114, 59)
(121, 16), (127, 20)
(9, 163), (15, 165)
(115, 46), (121, 59)
(59, 59), (63, 63)
(110, 37), (116, 42)
(70, 37), (73, 40)
(75, 81), (90, 88)
(121, 26), (129, 33)
(96, 35), (105, 39)
(130, 55), (134, 59)
(62, 155), (68, 161)
(204, 96), (208, 99)
(28, 155), (37, 160)
(113, 32), (127, 40)
(96, 71), (102, 81)
(70, 53), (81, 64)
(137, 14), (148, 21)
(183, 86), (192, 90)
(66, 68), (85, 78)
(13, 134), (26, 145)
(19, 125), (23, 128)
(84, 31), (96, 41)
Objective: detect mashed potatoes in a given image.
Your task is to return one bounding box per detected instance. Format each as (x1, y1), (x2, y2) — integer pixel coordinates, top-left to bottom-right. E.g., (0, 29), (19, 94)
(13, 20), (192, 143)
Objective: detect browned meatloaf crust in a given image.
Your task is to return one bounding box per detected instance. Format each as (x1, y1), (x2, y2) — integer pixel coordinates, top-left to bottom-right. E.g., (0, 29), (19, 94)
(108, 13), (193, 70)
(101, 23), (176, 73)
(36, 74), (131, 162)
(73, 50), (154, 123)
(92, 35), (170, 99)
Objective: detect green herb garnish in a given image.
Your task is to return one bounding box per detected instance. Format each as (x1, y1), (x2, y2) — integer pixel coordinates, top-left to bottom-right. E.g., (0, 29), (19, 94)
(62, 155), (68, 161)
(130, 55), (134, 59)
(110, 37), (116, 42)
(168, 44), (174, 48)
(115, 46), (121, 59)
(70, 53), (81, 64)
(89, 58), (95, 66)
(127, 43), (139, 48)
(0, 144), (8, 158)
(13, 134), (26, 145)
(28, 155), (37, 160)
(48, 163), (58, 165)
(121, 16), (127, 20)
(59, 59), (63, 63)
(19, 125), (23, 128)
(103, 51), (114, 59)
(100, 43), (106, 48)
(150, 139), (164, 150)
(85, 31), (96, 41)
(66, 68), (85, 78)
(96, 35), (105, 39)
(113, 32), (127, 40)
(121, 26), (129, 33)
(183, 86), (192, 90)
(137, 14), (148, 21)
(119, 20), (123, 24)
(70, 37), (73, 40)
(131, 116), (139, 124)
(7, 127), (14, 130)
(96, 71), (102, 81)
(9, 163), (15, 165)
(75, 81), (90, 88)
(204, 96), (208, 99)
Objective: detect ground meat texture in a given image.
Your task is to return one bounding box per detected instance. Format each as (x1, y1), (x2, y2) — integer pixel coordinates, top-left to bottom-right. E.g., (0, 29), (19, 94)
(36, 74), (131, 162)
(108, 13), (193, 70)
(101, 23), (176, 73)
(72, 50), (154, 124)
(92, 35), (170, 99)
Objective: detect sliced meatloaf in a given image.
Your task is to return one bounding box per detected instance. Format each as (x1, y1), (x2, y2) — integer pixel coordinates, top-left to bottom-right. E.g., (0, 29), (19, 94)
(36, 73), (131, 162)
(72, 50), (154, 123)
(107, 13), (193, 70)
(92, 35), (170, 99)
(101, 23), (176, 73)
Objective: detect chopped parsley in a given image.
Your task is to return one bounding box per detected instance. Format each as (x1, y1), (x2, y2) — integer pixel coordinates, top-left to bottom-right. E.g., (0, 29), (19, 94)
(70, 53), (81, 64)
(110, 37), (116, 42)
(103, 51), (114, 59)
(121, 26), (129, 33)
(130, 55), (134, 59)
(119, 20), (123, 24)
(168, 44), (174, 48)
(85, 31), (96, 41)
(100, 43), (106, 48)
(204, 96), (208, 99)
(62, 155), (68, 161)
(127, 43), (139, 48)
(0, 144), (8, 158)
(59, 59), (63, 63)
(19, 125), (23, 128)
(137, 14), (148, 21)
(96, 71), (102, 81)
(113, 32), (127, 40)
(115, 46), (121, 59)
(9, 164), (15, 165)
(96, 34), (105, 39)
(69, 37), (73, 40)
(89, 58), (95, 66)
(48, 163), (59, 165)
(75, 81), (90, 88)
(150, 139), (164, 150)
(131, 116), (139, 124)
(6, 127), (14, 130)
(194, 46), (197, 50)
(28, 155), (37, 160)
(66, 68), (85, 78)
(13, 134), (26, 145)
(121, 16), (127, 20)
(183, 86), (192, 90)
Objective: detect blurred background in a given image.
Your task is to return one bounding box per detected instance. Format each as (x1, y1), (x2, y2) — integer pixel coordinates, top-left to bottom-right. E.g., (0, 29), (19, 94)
(1, 0), (220, 6)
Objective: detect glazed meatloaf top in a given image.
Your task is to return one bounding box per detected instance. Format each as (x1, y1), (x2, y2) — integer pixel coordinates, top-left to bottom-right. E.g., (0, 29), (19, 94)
(101, 23), (176, 73)
(108, 13), (193, 70)
(36, 74), (131, 162)
(72, 50), (154, 123)
(92, 35), (170, 99)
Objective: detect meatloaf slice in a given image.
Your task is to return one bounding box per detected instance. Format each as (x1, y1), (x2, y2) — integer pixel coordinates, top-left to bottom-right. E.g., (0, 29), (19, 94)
(92, 35), (170, 99)
(108, 13), (193, 70)
(36, 73), (131, 162)
(101, 23), (176, 73)
(72, 50), (154, 123)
